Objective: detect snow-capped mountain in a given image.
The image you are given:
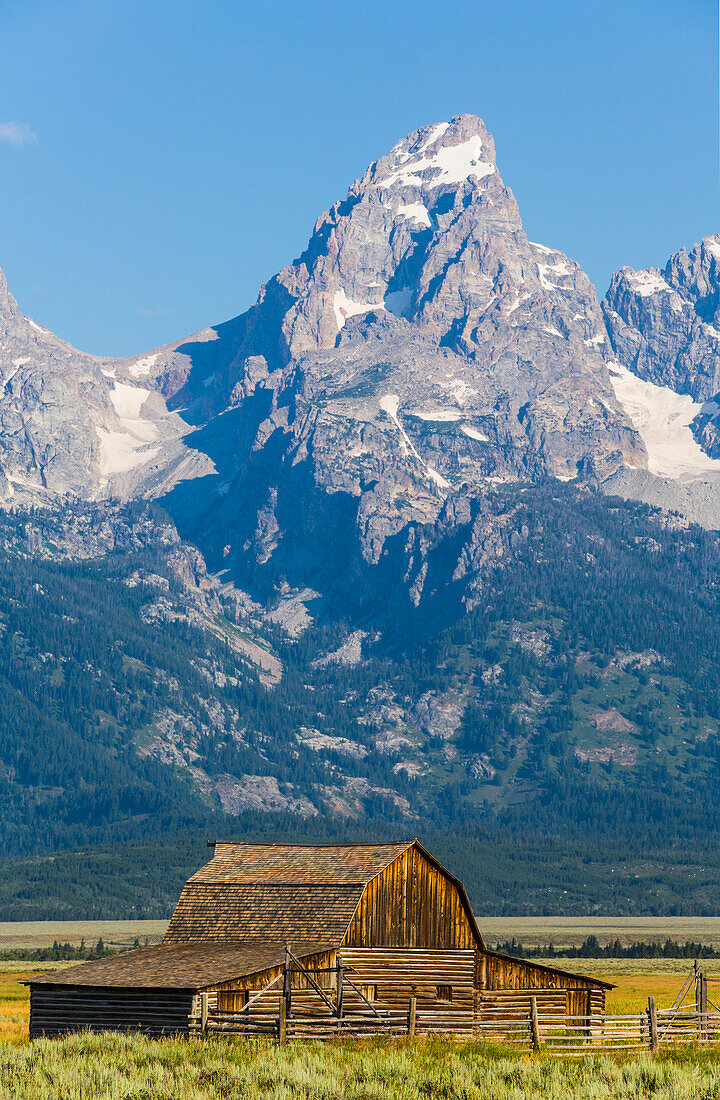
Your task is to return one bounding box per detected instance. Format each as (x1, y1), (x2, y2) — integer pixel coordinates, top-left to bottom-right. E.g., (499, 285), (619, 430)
(1, 115), (719, 571)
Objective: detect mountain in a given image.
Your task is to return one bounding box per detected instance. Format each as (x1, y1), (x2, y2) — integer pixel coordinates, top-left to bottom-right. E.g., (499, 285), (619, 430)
(1, 115), (720, 916)
(600, 236), (720, 525)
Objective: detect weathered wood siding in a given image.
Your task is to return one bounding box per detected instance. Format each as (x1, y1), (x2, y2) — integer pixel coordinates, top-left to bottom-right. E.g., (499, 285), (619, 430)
(340, 948), (476, 1032)
(343, 847), (475, 948)
(481, 952), (602, 991)
(215, 950), (336, 1012)
(29, 985), (194, 1038)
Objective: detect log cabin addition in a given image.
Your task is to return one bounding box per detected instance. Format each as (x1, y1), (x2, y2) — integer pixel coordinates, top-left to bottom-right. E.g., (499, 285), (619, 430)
(27, 840), (610, 1038)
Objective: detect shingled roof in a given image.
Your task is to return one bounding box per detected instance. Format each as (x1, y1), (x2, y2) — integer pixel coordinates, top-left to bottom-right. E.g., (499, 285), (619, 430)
(189, 842), (415, 884)
(29, 843), (420, 988)
(29, 941), (328, 990)
(163, 842), (414, 945)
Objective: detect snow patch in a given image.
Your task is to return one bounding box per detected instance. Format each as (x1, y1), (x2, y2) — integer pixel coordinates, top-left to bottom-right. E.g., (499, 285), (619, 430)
(97, 381), (160, 476)
(380, 394), (450, 489)
(705, 239), (720, 260)
(461, 424), (489, 442)
(11, 357), (30, 368)
(426, 465), (450, 488)
(1, 366), (21, 389)
(626, 270), (670, 297)
(333, 288), (383, 330)
(110, 382), (150, 420)
(129, 353), (158, 378)
(96, 429), (159, 475)
(584, 334), (606, 346)
(608, 361), (720, 480)
(378, 135), (495, 190)
(529, 242), (559, 255)
(506, 292), (531, 316)
(395, 202), (431, 228)
(412, 408), (463, 421)
(28, 320), (46, 333)
(544, 326), (563, 337)
(537, 261), (572, 290)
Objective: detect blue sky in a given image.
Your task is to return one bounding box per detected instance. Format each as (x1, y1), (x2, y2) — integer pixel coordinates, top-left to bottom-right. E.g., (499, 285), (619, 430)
(0, 0), (717, 357)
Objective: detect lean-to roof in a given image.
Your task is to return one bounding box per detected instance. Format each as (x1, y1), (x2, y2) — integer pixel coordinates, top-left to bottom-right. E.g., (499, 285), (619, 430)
(28, 941), (328, 989)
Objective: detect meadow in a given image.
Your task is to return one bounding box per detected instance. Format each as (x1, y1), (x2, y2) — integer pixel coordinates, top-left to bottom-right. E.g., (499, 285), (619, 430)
(2, 1032), (720, 1099)
(2, 923), (720, 1097)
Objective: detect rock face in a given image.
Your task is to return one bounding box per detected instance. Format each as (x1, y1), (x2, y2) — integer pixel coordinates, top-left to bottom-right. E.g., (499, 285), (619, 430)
(604, 236), (720, 400)
(0, 272), (212, 502)
(600, 236), (720, 526)
(126, 115), (646, 574)
(2, 113), (719, 591)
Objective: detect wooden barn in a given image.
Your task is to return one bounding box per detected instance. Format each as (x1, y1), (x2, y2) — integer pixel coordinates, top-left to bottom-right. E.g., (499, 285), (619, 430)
(27, 841), (610, 1038)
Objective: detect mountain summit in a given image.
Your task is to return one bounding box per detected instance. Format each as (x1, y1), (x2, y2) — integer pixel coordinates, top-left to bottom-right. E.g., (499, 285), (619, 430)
(0, 116), (719, 561)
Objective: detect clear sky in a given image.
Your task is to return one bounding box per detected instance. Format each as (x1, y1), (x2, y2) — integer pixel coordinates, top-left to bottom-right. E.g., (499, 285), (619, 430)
(0, 0), (717, 357)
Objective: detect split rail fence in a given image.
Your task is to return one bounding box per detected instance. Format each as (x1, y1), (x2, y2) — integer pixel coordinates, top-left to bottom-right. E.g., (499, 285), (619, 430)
(188, 958), (720, 1054)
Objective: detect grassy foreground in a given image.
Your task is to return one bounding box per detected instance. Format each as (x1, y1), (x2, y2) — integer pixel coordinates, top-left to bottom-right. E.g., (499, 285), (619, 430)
(2, 1033), (720, 1100)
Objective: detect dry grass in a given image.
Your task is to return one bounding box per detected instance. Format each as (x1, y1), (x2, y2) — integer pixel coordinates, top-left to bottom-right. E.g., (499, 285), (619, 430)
(1, 1033), (720, 1098)
(0, 920), (167, 952)
(1, 961), (720, 1096)
(484, 916), (720, 949)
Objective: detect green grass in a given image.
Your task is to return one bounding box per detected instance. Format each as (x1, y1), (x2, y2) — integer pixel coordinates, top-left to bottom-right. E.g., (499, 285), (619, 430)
(2, 1033), (720, 1099)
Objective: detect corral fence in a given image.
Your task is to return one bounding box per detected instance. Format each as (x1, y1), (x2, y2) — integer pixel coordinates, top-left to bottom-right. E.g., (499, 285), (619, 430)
(189, 958), (720, 1054)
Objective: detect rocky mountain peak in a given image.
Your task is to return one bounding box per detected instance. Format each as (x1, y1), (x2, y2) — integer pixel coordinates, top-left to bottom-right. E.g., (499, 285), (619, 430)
(361, 114), (498, 195)
(0, 267), (19, 316)
(604, 234), (720, 401)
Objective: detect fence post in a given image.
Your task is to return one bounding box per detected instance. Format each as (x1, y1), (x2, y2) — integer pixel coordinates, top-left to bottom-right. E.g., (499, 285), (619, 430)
(648, 996), (658, 1053)
(200, 992), (209, 1035)
(283, 944), (292, 1015)
(336, 960), (344, 1034)
(530, 996), (542, 1052)
(278, 995), (287, 1045)
(408, 996), (417, 1038)
(700, 972), (708, 1041)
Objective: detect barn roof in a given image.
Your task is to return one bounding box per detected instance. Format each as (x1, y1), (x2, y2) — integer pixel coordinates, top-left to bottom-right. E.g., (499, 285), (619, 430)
(162, 841), (416, 946)
(164, 882), (366, 944)
(189, 842), (415, 885)
(28, 941), (328, 990)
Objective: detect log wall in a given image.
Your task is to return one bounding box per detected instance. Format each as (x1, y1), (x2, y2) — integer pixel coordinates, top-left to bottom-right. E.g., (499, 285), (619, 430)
(29, 985), (194, 1038)
(339, 947), (476, 1032)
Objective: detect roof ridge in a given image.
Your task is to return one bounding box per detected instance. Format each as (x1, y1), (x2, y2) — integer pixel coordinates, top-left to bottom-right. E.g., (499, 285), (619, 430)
(211, 840), (416, 849)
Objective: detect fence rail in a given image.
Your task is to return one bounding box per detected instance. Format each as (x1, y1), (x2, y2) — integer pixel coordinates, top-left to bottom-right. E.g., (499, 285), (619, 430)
(189, 1001), (720, 1052)
(188, 962), (720, 1054)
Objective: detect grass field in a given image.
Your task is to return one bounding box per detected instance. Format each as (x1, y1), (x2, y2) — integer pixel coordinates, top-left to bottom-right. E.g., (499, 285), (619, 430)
(1, 1032), (720, 1099)
(4, 916), (720, 952)
(0, 920), (167, 951)
(483, 917), (720, 949)
(1, 919), (718, 1096)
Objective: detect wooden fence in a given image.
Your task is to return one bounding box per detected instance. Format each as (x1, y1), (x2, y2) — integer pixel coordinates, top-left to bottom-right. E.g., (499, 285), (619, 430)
(190, 998), (720, 1051)
(188, 960), (720, 1054)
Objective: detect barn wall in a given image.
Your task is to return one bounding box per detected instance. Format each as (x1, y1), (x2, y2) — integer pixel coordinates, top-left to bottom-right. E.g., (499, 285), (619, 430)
(339, 947), (476, 1032)
(479, 953), (605, 1012)
(29, 985), (194, 1038)
(215, 950), (337, 1013)
(343, 847), (476, 949)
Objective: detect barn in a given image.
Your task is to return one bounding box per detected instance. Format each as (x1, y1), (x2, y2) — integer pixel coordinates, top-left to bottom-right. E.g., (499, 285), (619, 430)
(28, 841), (610, 1038)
